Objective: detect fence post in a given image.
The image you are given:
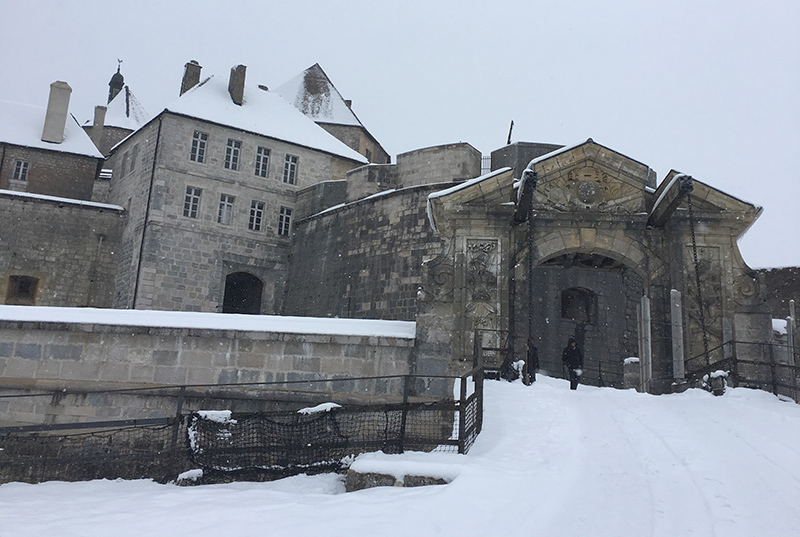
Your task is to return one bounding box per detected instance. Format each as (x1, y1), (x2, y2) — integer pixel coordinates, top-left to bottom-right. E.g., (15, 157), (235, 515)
(476, 368), (484, 435)
(171, 385), (186, 447)
(769, 345), (778, 396)
(458, 375), (467, 454)
(399, 376), (410, 453)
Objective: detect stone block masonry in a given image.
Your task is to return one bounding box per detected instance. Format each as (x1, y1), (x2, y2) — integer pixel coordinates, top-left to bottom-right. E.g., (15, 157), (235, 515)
(0, 307), (421, 426)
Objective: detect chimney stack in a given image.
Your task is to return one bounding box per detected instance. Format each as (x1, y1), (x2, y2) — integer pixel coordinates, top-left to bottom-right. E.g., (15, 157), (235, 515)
(90, 105), (107, 149)
(180, 60), (202, 95)
(41, 81), (72, 144)
(228, 64), (246, 106)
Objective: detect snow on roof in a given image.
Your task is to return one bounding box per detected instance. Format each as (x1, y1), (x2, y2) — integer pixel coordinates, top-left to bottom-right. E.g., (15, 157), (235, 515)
(276, 64), (362, 127)
(0, 189), (124, 211)
(103, 86), (149, 130)
(0, 305), (415, 339)
(165, 76), (366, 163)
(426, 167), (513, 235)
(0, 99), (103, 158)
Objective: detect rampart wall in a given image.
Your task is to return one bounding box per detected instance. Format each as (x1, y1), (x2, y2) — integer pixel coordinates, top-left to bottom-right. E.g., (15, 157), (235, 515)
(0, 309), (417, 426)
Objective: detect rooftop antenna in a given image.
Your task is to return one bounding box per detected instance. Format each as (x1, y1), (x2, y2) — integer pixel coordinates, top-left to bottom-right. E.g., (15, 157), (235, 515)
(507, 120), (514, 145)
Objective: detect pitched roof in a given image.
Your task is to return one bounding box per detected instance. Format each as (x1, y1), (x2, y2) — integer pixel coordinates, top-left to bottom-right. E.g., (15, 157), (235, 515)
(104, 86), (149, 130)
(164, 75), (367, 163)
(276, 63), (362, 127)
(0, 99), (103, 158)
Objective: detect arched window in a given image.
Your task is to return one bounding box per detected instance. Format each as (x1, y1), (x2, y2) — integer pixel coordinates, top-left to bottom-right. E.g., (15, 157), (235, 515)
(222, 272), (263, 314)
(561, 287), (596, 324)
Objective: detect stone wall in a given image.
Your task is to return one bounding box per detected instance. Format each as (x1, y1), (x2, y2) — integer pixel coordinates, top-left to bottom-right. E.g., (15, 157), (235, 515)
(0, 143), (100, 201)
(283, 184), (451, 321)
(0, 315), (416, 426)
(758, 267), (800, 318)
(106, 113), (364, 313)
(396, 143), (481, 187)
(0, 192), (124, 307)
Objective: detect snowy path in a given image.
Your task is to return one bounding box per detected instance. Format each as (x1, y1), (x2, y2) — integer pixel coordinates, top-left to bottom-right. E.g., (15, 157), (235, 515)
(1, 377), (799, 537)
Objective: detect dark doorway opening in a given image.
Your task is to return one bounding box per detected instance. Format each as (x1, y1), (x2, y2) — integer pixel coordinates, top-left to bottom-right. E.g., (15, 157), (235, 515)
(222, 272), (263, 314)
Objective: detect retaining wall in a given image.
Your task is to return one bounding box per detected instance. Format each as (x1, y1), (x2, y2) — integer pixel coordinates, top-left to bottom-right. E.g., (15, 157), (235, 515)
(0, 307), (417, 426)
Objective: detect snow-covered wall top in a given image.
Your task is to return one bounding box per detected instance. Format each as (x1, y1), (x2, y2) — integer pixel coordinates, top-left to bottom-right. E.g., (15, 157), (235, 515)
(0, 99), (103, 158)
(0, 189), (124, 211)
(0, 306), (416, 339)
(165, 76), (367, 164)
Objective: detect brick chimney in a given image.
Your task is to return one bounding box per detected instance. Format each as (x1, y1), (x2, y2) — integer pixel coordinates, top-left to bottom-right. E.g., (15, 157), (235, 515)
(41, 81), (72, 144)
(180, 60), (202, 95)
(228, 64), (246, 105)
(90, 105), (107, 149)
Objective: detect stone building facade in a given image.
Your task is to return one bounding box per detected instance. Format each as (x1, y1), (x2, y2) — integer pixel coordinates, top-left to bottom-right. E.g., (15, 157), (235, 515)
(423, 140), (771, 391)
(106, 63), (368, 314)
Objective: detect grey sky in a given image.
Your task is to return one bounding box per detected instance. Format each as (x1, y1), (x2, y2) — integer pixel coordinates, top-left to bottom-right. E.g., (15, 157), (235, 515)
(2, 0), (798, 267)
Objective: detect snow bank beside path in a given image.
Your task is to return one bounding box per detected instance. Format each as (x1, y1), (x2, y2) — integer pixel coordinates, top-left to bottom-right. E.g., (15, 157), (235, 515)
(1, 377), (798, 537)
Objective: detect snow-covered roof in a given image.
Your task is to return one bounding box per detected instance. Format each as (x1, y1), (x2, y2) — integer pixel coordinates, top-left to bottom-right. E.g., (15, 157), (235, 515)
(101, 86), (149, 130)
(0, 189), (124, 211)
(165, 76), (367, 163)
(276, 64), (362, 127)
(0, 99), (103, 159)
(0, 305), (415, 339)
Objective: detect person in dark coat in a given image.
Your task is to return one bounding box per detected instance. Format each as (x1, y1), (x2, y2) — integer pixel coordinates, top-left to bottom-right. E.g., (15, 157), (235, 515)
(562, 336), (584, 390)
(525, 336), (539, 385)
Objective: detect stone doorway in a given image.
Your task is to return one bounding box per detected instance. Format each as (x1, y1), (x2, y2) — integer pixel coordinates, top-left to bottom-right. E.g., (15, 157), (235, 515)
(222, 272), (264, 314)
(524, 252), (642, 388)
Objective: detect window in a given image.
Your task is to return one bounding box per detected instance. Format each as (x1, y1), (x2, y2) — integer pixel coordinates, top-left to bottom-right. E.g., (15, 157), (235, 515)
(217, 193), (235, 225)
(130, 144), (139, 173)
(190, 131), (208, 163)
(365, 148), (372, 162)
(183, 186), (202, 218)
(283, 154), (298, 184)
(255, 146), (270, 177)
(13, 159), (29, 181)
(561, 287), (597, 325)
(278, 206), (293, 236)
(225, 139), (241, 170)
(249, 200), (265, 231)
(120, 151), (129, 177)
(6, 275), (39, 305)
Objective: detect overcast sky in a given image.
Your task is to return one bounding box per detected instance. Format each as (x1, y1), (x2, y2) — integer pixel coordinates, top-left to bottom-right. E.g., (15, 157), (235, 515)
(2, 0), (798, 269)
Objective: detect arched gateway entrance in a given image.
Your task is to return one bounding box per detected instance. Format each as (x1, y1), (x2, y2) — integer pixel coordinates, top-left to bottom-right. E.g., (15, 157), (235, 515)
(526, 252), (643, 387)
(422, 139), (767, 394)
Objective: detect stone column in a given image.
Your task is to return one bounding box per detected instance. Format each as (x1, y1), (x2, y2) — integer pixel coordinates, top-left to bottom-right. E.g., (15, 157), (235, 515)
(640, 295), (653, 392)
(670, 289), (685, 380)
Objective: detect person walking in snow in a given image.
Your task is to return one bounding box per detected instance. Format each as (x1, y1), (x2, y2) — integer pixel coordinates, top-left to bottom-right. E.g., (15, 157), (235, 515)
(562, 336), (584, 390)
(525, 336), (539, 385)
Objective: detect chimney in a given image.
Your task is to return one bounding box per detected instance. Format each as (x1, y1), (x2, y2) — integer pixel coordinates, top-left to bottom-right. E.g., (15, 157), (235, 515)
(228, 64), (246, 106)
(180, 60), (202, 95)
(41, 81), (72, 144)
(90, 105), (107, 149)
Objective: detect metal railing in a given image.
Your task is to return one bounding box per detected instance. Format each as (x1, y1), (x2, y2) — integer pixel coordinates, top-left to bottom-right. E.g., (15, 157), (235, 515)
(685, 340), (799, 403)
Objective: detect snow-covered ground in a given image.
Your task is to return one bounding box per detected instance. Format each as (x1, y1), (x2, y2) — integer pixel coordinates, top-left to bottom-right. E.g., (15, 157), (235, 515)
(2, 376), (798, 537)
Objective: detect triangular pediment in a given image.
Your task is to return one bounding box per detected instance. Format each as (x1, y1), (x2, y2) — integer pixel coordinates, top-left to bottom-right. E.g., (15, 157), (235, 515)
(659, 170), (760, 214)
(527, 140), (653, 214)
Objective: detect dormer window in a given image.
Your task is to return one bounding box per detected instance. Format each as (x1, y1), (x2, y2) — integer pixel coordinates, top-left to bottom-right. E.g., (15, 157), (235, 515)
(12, 160), (29, 181)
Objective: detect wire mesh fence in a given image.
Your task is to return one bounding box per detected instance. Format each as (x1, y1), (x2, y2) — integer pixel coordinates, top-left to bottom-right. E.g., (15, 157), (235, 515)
(0, 370), (483, 484)
(0, 421), (187, 484)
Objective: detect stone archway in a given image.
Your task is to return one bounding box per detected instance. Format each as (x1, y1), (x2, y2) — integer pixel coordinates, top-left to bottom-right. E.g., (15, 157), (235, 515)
(522, 250), (644, 388)
(222, 272), (264, 314)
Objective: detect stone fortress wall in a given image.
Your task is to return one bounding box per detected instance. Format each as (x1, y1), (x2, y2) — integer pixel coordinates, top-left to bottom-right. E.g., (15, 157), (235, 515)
(0, 312), (417, 426)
